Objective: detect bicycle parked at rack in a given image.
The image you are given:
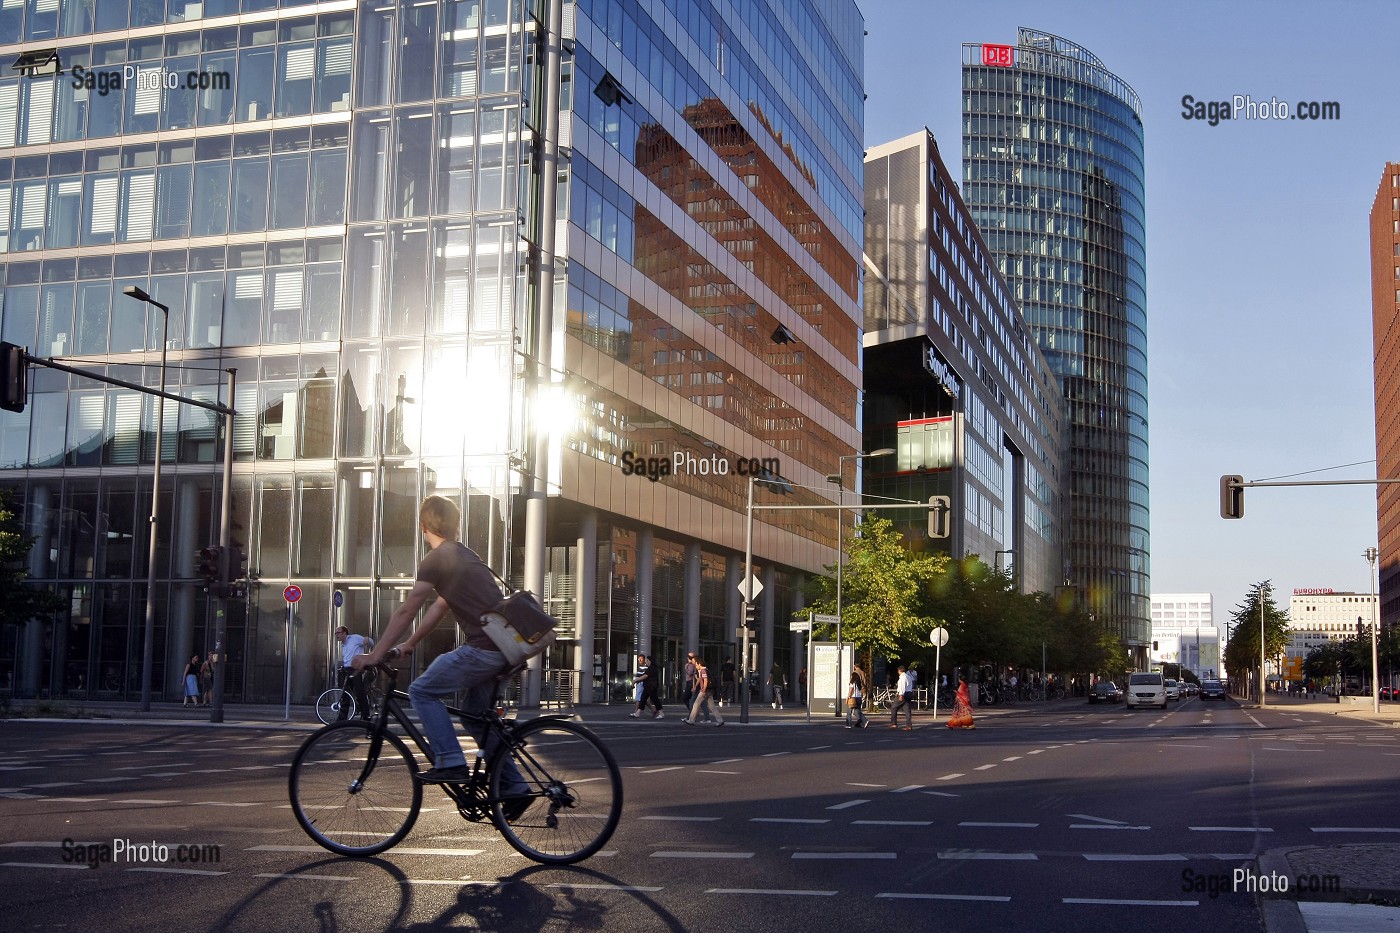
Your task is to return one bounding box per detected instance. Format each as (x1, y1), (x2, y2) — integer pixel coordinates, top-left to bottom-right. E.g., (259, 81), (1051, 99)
(289, 656), (623, 864)
(313, 670), (385, 725)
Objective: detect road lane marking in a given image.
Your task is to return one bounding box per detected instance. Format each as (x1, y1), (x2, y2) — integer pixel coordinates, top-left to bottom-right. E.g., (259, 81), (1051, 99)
(762, 752), (791, 758)
(937, 773), (964, 781)
(246, 845), (484, 856)
(1311, 827), (1400, 833)
(640, 767), (683, 774)
(921, 791), (960, 797)
(853, 820), (932, 827)
(1084, 854), (1187, 861)
(1002, 756), (1023, 762)
(1189, 826), (1272, 832)
(2, 862), (89, 871)
(1027, 750), (1045, 754)
(191, 801), (260, 807)
(639, 816), (721, 822)
(891, 785), (924, 793)
(706, 888), (836, 895)
(877, 893), (1010, 902)
(1068, 814), (1128, 824)
(807, 746), (832, 751)
(846, 782), (885, 787)
(546, 884), (663, 892)
(110, 799), (181, 805)
(938, 852), (1037, 860)
(1064, 898), (1197, 907)
(826, 799), (869, 810)
(973, 765), (997, 771)
(960, 822), (1038, 828)
(1070, 825), (1150, 830)
(652, 851), (753, 859)
(1262, 747), (1319, 752)
(710, 759), (743, 764)
(695, 770), (739, 775)
(254, 873), (357, 881)
(751, 818), (830, 824)
(128, 867), (228, 876)
(791, 852), (896, 859)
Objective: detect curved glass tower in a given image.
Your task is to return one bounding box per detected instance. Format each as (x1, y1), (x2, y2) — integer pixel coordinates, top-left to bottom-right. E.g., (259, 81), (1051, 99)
(962, 27), (1149, 656)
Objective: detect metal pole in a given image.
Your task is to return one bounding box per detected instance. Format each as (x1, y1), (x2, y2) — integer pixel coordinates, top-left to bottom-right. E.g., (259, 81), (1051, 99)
(520, 0), (565, 709)
(834, 476), (844, 717)
(1368, 547), (1380, 714)
(741, 476), (754, 724)
(211, 368), (235, 723)
(138, 301), (169, 712)
(932, 641), (942, 720)
(284, 600), (294, 721)
(805, 613), (812, 724)
(1259, 583), (1267, 708)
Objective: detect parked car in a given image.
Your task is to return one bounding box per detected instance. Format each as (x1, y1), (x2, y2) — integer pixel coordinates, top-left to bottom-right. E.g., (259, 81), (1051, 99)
(1126, 672), (1167, 709)
(1380, 686), (1399, 701)
(1184, 682), (1199, 696)
(1165, 678), (1181, 701)
(1200, 679), (1226, 700)
(1088, 681), (1123, 704)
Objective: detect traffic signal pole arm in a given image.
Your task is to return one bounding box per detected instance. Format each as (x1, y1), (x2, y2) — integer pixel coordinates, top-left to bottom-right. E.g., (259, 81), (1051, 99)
(1220, 474), (1400, 519)
(20, 350), (234, 417)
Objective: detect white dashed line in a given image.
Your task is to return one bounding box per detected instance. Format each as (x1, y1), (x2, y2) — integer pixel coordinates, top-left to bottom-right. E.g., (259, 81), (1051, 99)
(706, 888), (836, 896)
(639, 816), (721, 822)
(959, 822), (1038, 828)
(877, 893), (1010, 902)
(826, 799), (870, 811)
(652, 851), (753, 859)
(791, 852), (896, 859)
(938, 852), (1038, 860)
(891, 785), (924, 793)
(751, 818), (830, 825)
(937, 773), (964, 781)
(254, 873), (357, 881)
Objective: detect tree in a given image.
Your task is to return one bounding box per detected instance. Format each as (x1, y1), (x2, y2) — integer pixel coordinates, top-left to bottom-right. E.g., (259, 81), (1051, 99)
(1222, 581), (1290, 686)
(0, 488), (65, 631)
(803, 515), (947, 660)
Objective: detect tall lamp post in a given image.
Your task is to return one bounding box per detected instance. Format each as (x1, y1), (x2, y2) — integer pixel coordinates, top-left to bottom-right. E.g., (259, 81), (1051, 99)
(1367, 546), (1380, 715)
(825, 448), (894, 717)
(124, 285), (169, 712)
(1258, 581), (1268, 709)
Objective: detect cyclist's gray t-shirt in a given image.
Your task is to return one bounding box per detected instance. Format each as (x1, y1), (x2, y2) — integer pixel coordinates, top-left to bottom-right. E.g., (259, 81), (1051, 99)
(416, 541), (502, 651)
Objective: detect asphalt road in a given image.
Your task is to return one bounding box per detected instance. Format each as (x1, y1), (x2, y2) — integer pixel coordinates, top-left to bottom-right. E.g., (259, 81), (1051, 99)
(3, 697), (1398, 932)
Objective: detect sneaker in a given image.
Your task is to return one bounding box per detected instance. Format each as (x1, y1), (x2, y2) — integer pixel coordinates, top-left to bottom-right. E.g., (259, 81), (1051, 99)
(417, 765), (473, 784)
(628, 712), (640, 718)
(888, 724), (899, 729)
(654, 710), (664, 719)
(861, 720), (870, 729)
(681, 718), (693, 725)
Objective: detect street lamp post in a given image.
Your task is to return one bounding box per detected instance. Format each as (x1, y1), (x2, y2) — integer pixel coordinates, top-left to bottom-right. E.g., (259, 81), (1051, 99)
(124, 285), (169, 713)
(1367, 546), (1380, 715)
(825, 448), (894, 717)
(1259, 582), (1268, 709)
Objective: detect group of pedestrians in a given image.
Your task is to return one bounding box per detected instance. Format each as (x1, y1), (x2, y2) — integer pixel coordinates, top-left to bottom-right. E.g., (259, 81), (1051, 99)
(181, 652), (216, 706)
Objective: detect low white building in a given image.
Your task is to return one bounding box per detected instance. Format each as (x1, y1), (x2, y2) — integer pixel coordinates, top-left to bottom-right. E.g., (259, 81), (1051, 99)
(1150, 593), (1222, 679)
(1286, 588), (1378, 681)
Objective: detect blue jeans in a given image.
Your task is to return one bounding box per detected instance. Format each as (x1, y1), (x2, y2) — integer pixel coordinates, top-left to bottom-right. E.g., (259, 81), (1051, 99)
(408, 644), (524, 792)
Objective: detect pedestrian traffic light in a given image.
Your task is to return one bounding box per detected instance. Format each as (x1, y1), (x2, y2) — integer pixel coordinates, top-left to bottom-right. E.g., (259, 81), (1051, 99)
(1, 342), (28, 413)
(928, 495), (951, 538)
(1219, 474), (1244, 519)
(197, 545), (223, 586)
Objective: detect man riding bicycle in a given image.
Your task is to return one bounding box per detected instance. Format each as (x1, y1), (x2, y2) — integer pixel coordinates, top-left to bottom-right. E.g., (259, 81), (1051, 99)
(353, 495), (527, 809)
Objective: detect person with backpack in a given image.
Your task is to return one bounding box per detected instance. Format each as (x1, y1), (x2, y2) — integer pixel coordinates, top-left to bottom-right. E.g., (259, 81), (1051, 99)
(846, 663), (869, 729)
(683, 656), (724, 726)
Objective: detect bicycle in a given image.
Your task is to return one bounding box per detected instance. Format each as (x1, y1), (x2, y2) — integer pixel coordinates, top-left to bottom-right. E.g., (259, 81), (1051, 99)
(288, 657), (623, 864)
(314, 671), (385, 724)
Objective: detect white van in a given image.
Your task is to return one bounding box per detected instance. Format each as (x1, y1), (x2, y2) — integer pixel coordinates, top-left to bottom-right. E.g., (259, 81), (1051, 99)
(1126, 672), (1167, 709)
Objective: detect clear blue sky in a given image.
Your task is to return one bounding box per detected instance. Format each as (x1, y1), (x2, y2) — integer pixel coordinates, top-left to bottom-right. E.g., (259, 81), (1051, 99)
(860, 0), (1400, 631)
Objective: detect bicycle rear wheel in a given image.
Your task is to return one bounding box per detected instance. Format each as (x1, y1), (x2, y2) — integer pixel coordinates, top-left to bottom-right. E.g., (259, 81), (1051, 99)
(288, 720), (422, 856)
(315, 688), (355, 724)
(489, 718), (622, 864)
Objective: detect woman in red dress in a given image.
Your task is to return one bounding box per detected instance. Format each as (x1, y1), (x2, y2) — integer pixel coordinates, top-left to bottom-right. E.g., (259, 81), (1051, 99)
(947, 675), (975, 729)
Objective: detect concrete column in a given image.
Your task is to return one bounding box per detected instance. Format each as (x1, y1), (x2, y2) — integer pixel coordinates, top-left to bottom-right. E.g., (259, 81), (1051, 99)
(170, 478), (201, 688)
(574, 511), (597, 704)
(21, 484), (53, 696)
(636, 529), (653, 659)
(683, 542), (701, 656)
(725, 554), (741, 653)
(791, 576), (805, 693)
(759, 564), (776, 697)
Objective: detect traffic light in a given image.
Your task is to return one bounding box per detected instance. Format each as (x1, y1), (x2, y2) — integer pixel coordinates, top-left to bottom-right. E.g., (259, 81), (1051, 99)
(1219, 474), (1244, 519)
(744, 602), (757, 627)
(928, 495), (951, 538)
(197, 545), (223, 587)
(1, 342), (28, 413)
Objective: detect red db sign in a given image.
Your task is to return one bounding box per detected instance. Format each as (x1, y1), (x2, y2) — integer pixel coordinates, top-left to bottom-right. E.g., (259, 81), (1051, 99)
(982, 43), (1014, 67)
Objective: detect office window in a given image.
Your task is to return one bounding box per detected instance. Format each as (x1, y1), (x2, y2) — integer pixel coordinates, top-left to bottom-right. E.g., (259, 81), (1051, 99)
(230, 157), (269, 232)
(119, 171), (156, 241)
(46, 176), (82, 249)
(269, 153), (309, 229)
(315, 37), (353, 112)
(236, 47), (275, 120)
(307, 149), (347, 224)
(276, 42), (315, 116)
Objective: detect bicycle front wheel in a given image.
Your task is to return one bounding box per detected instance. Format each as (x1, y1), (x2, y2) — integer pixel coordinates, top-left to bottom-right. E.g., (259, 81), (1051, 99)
(315, 688), (355, 724)
(288, 720), (422, 856)
(489, 718), (623, 864)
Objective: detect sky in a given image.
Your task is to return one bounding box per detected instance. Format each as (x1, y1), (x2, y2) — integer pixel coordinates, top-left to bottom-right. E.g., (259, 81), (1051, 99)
(859, 0), (1400, 633)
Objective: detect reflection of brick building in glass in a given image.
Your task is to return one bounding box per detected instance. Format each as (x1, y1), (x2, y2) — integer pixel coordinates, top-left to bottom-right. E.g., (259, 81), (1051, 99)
(1371, 163), (1400, 629)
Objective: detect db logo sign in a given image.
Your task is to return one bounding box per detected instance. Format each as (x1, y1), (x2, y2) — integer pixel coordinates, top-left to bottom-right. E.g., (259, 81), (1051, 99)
(981, 43), (1014, 67)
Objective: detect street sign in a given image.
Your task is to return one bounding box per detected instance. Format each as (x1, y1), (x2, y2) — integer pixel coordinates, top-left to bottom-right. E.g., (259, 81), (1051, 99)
(929, 626), (949, 647)
(284, 584), (302, 604)
(738, 574), (764, 602)
(812, 613), (838, 625)
(735, 626), (754, 638)
(332, 589), (343, 608)
(790, 621), (811, 632)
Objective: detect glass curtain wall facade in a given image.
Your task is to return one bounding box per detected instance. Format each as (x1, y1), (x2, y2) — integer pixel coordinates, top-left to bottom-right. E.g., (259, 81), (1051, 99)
(863, 130), (1063, 595)
(962, 28), (1149, 656)
(0, 0), (864, 704)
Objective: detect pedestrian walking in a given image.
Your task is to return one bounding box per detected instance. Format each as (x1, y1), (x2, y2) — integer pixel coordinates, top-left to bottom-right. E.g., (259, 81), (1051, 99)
(200, 651), (215, 706)
(182, 654), (201, 706)
(947, 675), (976, 729)
(769, 661), (786, 709)
(683, 656), (724, 726)
(889, 664), (914, 730)
(681, 653), (697, 710)
(846, 664), (869, 729)
(630, 654), (664, 719)
(798, 666), (807, 706)
(720, 657), (736, 705)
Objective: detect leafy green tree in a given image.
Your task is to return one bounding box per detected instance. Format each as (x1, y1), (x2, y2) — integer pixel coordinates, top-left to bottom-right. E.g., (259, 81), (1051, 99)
(0, 488), (65, 631)
(803, 515), (947, 660)
(1223, 581), (1290, 685)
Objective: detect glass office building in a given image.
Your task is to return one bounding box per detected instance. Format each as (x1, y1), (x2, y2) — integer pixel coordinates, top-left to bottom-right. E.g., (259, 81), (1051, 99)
(962, 28), (1149, 657)
(864, 130), (1063, 595)
(0, 0), (864, 704)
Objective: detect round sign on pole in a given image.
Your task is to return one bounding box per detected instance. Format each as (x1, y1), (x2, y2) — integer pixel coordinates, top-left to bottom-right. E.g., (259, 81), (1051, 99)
(284, 584), (302, 604)
(929, 626), (949, 648)
(332, 589), (343, 609)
